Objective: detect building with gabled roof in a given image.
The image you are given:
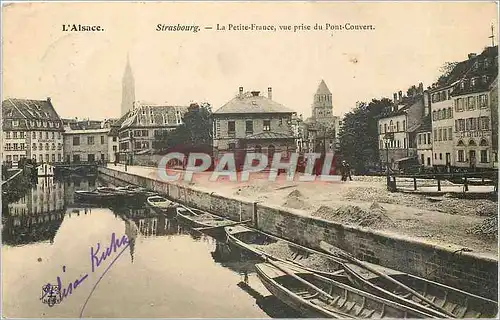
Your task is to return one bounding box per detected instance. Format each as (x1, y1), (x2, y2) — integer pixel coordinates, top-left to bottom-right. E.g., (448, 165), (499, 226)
(2, 97), (64, 166)
(212, 87), (297, 165)
(377, 84), (426, 169)
(117, 101), (189, 162)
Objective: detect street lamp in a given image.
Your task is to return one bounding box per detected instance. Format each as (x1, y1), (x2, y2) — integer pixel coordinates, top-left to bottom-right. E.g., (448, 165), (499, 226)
(383, 132), (394, 189)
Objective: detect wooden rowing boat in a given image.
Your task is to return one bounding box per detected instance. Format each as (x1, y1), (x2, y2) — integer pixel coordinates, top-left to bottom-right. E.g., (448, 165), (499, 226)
(146, 195), (178, 216)
(74, 190), (117, 202)
(176, 206), (234, 229)
(225, 225), (350, 279)
(255, 261), (434, 318)
(343, 263), (498, 318)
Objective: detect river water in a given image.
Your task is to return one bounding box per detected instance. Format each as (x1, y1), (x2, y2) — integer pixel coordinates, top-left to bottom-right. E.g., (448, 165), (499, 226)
(2, 175), (299, 318)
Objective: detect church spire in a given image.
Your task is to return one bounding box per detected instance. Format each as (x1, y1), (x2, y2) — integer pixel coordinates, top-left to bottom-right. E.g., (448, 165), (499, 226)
(312, 79), (333, 121)
(121, 54), (136, 116)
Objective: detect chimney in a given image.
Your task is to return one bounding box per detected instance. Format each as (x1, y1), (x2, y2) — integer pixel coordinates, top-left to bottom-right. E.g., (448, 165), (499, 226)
(393, 93), (398, 104)
(251, 91), (260, 97)
(47, 97), (51, 103)
(398, 90), (403, 101)
(239, 87), (243, 95)
(468, 53), (477, 59)
(424, 91), (431, 116)
(267, 87), (272, 100)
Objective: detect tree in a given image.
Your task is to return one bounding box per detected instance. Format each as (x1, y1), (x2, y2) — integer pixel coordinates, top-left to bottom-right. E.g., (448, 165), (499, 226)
(338, 98), (392, 173)
(437, 61), (459, 84)
(154, 102), (213, 154)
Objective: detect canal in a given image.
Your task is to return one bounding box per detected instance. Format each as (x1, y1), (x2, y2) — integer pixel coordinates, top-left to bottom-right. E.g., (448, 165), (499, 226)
(2, 175), (299, 318)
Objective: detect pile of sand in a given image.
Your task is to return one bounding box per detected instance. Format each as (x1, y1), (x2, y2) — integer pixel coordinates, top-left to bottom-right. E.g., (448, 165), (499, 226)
(312, 202), (395, 229)
(283, 189), (309, 210)
(466, 216), (498, 238)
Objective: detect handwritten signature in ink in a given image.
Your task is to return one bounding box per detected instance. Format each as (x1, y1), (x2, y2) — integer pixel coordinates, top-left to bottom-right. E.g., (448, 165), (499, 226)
(41, 232), (130, 316)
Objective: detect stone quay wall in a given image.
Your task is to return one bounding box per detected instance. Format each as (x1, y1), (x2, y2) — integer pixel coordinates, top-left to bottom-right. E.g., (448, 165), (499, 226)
(98, 166), (498, 300)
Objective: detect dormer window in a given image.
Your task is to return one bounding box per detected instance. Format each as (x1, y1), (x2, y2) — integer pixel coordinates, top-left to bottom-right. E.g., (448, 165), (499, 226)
(482, 75), (488, 84)
(484, 59), (489, 69)
(471, 77), (477, 87)
(460, 82), (465, 90)
(12, 120), (19, 127)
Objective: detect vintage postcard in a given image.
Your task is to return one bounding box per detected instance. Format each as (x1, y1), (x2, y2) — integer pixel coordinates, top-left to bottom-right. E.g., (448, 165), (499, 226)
(1, 1), (498, 318)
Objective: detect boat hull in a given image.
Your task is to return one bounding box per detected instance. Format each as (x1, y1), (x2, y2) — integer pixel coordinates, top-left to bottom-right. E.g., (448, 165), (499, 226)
(344, 264), (498, 318)
(255, 264), (340, 318)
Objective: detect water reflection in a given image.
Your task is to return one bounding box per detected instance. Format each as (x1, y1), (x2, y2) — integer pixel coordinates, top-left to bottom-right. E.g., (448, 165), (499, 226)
(3, 176), (298, 318)
(2, 176), (103, 247)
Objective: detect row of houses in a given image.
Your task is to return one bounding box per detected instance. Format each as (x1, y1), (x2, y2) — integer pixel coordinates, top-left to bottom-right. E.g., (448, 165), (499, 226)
(378, 45), (498, 171)
(2, 79), (340, 168)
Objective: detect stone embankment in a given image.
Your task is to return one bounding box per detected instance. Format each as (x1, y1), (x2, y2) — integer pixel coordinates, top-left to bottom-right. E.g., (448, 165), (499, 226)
(98, 166), (498, 300)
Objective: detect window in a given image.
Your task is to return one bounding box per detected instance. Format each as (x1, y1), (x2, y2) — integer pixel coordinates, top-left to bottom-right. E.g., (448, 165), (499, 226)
(39, 132), (42, 139)
(13, 155), (18, 162)
(112, 137), (117, 142)
(471, 77), (477, 87)
(13, 131), (18, 138)
(467, 96), (475, 110)
(32, 132), (36, 138)
(73, 137), (80, 146)
(389, 120), (393, 131)
(13, 143), (18, 150)
(52, 154), (55, 162)
(458, 150), (465, 162)
(433, 129), (437, 141)
(438, 129), (442, 141)
(443, 128), (447, 141)
(418, 134), (422, 145)
(6, 155), (12, 162)
(448, 127), (452, 139)
(51, 132), (54, 139)
(434, 153), (437, 159)
(245, 120), (253, 133)
(439, 153), (442, 160)
(101, 136), (105, 144)
(20, 132), (24, 138)
(39, 154), (43, 162)
(32, 143), (36, 150)
(432, 111), (437, 121)
(482, 75), (488, 84)
(255, 145), (262, 153)
(12, 120), (18, 127)
(112, 145), (117, 152)
(58, 143), (62, 150)
(479, 94), (488, 108)
(39, 143), (42, 150)
(45, 132), (49, 139)
(20, 143), (25, 150)
(457, 119), (465, 131)
(228, 121), (235, 134)
(396, 122), (400, 132)
(384, 124), (387, 133)
(88, 136), (95, 145)
(52, 143), (56, 150)
(228, 143), (236, 150)
(447, 107), (452, 119)
(427, 133), (431, 144)
(45, 154), (49, 162)
(58, 154), (61, 162)
(45, 143), (49, 150)
(403, 138), (407, 148)
(263, 120), (271, 131)
(479, 117), (490, 130)
(480, 150), (488, 163)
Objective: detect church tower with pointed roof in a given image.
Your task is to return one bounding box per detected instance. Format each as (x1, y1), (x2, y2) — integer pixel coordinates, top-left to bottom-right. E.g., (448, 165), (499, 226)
(311, 80), (333, 122)
(121, 54), (136, 116)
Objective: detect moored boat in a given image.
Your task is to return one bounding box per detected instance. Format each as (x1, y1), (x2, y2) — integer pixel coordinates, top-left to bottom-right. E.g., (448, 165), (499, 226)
(225, 225), (348, 279)
(146, 196), (178, 216)
(176, 206), (233, 228)
(74, 190), (118, 202)
(342, 263), (498, 318)
(255, 261), (434, 318)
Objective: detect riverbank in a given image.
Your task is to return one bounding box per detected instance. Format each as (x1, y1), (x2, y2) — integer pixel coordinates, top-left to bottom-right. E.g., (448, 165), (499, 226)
(105, 164), (497, 255)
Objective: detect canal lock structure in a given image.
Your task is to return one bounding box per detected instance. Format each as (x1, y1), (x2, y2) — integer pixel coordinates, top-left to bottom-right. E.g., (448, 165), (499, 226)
(2, 175), (301, 318)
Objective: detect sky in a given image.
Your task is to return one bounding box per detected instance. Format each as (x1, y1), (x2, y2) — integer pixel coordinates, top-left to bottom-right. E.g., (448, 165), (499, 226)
(2, 2), (498, 120)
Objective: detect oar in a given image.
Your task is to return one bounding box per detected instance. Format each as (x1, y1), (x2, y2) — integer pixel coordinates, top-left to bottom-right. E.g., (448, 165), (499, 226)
(319, 241), (455, 318)
(193, 219), (252, 232)
(263, 257), (355, 319)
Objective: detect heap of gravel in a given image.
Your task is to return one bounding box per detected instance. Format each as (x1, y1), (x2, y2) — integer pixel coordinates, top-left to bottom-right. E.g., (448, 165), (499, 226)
(283, 189), (309, 210)
(312, 202), (395, 229)
(466, 216), (498, 238)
